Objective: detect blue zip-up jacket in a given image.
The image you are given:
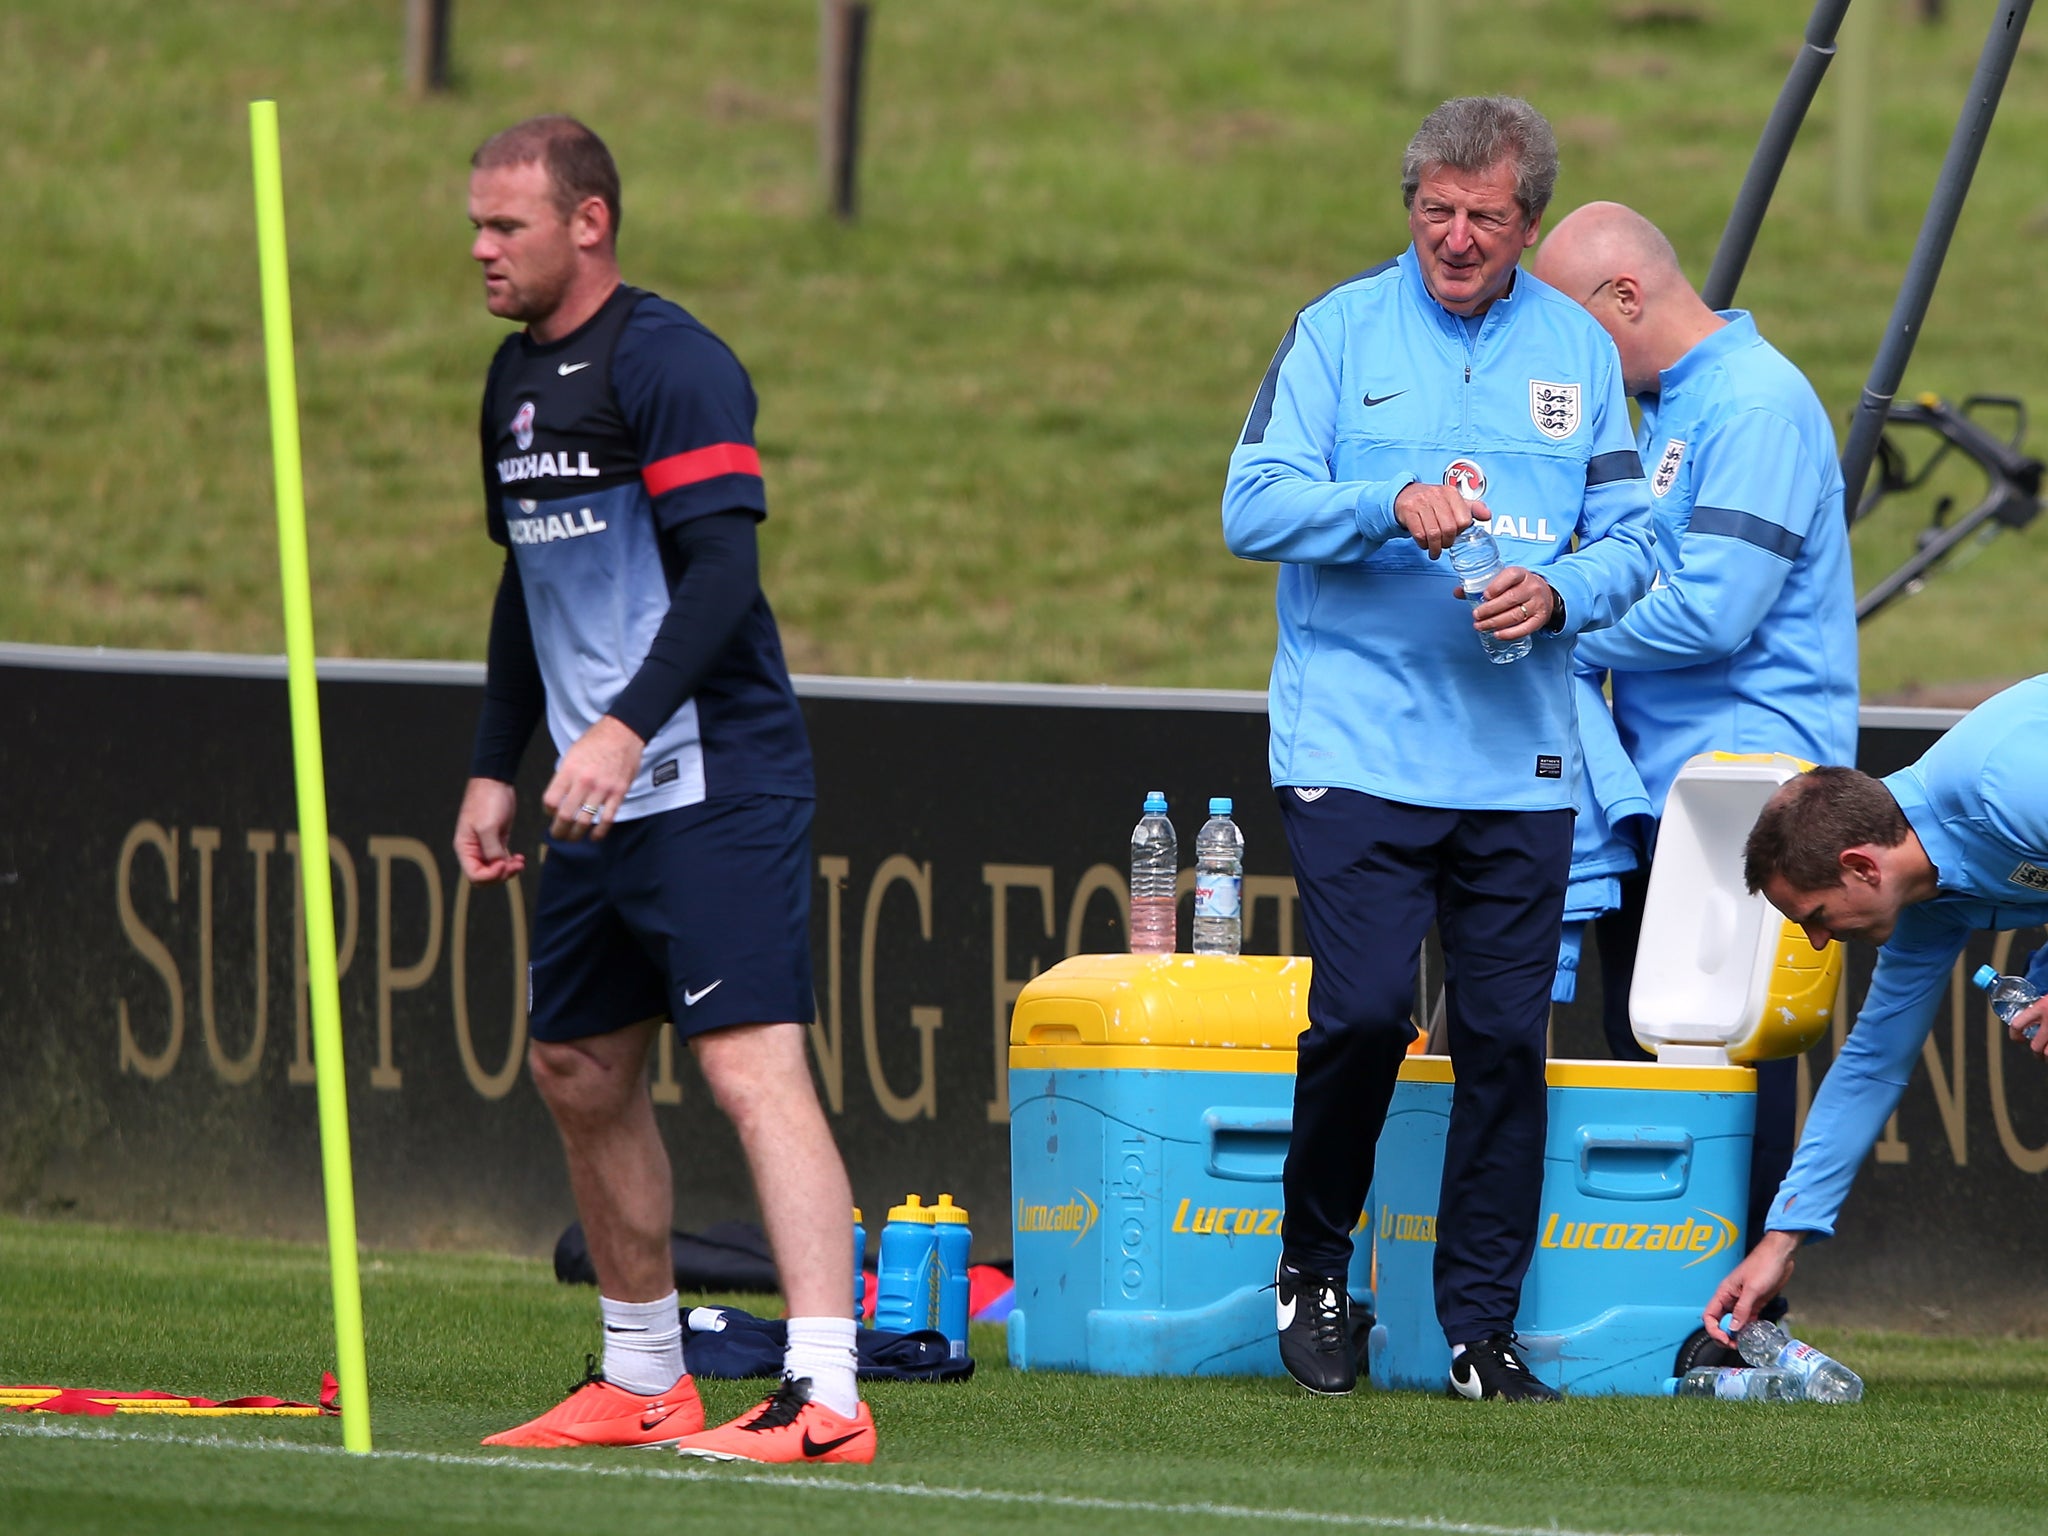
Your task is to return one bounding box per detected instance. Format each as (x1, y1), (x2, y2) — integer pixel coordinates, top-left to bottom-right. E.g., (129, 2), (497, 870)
(1768, 677), (2048, 1239)
(1223, 247), (1656, 811)
(1557, 664), (1654, 1002)
(1576, 312), (1858, 813)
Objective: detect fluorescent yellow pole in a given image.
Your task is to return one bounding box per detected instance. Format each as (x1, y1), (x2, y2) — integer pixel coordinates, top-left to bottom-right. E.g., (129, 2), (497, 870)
(248, 98), (372, 1455)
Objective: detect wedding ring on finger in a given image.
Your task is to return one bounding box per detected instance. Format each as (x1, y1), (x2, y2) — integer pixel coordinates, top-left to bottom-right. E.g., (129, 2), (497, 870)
(579, 803), (603, 821)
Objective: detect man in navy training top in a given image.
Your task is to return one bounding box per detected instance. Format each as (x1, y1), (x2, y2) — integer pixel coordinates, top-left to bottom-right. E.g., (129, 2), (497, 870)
(1532, 202), (1857, 1322)
(1222, 96), (1655, 1402)
(1705, 677), (2048, 1344)
(452, 116), (873, 1465)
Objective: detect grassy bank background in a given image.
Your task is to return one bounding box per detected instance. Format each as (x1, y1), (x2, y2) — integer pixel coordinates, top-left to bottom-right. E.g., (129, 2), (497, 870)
(4, 0), (2045, 696)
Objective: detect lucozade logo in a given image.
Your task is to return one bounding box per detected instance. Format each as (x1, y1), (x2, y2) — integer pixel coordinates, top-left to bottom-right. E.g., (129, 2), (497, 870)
(1538, 1208), (1738, 1268)
(1016, 1190), (1099, 1246)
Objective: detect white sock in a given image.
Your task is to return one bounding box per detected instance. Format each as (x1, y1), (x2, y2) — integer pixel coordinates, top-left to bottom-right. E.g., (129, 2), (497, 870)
(783, 1315), (859, 1417)
(600, 1292), (685, 1396)
(1450, 1343), (1468, 1360)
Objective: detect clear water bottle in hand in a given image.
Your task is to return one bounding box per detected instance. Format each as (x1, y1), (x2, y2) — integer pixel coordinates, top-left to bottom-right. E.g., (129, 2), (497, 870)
(1668, 1366), (1799, 1401)
(1444, 523), (1531, 665)
(1193, 798), (1244, 956)
(1974, 965), (2042, 1041)
(1735, 1318), (1864, 1404)
(1129, 791), (1178, 954)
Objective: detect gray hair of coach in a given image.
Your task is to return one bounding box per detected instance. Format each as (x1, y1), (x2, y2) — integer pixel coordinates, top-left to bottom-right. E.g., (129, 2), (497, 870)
(1400, 96), (1560, 223)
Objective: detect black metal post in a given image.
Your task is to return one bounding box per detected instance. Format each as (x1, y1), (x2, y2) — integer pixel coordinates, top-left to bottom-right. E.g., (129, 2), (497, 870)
(404, 0), (453, 98)
(820, 0), (872, 222)
(1701, 0), (1853, 310)
(1840, 0), (2035, 519)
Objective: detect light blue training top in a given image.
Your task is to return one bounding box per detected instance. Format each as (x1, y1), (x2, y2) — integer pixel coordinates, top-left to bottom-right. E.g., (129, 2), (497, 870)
(1769, 675), (2048, 1239)
(1577, 311), (1859, 813)
(1223, 247), (1656, 812)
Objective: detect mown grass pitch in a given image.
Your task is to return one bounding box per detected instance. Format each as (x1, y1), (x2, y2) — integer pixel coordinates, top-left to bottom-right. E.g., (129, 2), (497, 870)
(4, 1217), (2048, 1535)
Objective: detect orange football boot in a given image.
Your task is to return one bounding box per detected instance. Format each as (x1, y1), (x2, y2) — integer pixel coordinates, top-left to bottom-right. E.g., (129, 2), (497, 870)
(483, 1357), (704, 1448)
(672, 1376), (875, 1464)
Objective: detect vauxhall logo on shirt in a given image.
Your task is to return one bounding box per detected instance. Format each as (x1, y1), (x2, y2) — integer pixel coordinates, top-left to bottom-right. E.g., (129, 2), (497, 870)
(497, 398), (603, 485)
(1442, 458), (1556, 542)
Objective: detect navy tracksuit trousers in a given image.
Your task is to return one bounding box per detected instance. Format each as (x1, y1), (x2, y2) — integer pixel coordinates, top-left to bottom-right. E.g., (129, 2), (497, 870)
(1277, 786), (1572, 1346)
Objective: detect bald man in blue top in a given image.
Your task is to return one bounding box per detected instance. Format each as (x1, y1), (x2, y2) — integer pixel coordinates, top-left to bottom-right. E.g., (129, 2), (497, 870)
(1533, 203), (1857, 1262)
(1704, 677), (2048, 1343)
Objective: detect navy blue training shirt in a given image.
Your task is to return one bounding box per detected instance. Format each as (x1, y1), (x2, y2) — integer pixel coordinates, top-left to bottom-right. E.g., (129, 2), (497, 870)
(474, 284), (813, 813)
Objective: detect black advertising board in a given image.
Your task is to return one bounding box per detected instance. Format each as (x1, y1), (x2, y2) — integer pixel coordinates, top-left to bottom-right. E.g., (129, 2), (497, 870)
(2, 645), (2043, 1329)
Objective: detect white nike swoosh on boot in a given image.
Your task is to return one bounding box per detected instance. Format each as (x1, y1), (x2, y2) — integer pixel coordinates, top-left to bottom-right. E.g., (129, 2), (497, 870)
(1276, 1293), (1297, 1330)
(1450, 1360), (1486, 1400)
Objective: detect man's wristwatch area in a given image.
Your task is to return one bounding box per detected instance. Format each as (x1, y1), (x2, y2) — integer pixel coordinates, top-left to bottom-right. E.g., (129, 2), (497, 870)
(1544, 586), (1568, 634)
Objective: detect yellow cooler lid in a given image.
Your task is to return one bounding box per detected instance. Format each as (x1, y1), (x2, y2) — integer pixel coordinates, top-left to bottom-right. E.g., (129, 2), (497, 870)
(1010, 953), (1309, 1073)
(1396, 1054), (1754, 1092)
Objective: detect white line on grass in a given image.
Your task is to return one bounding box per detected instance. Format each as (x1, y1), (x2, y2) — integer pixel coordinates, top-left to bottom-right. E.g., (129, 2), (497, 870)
(0, 1418), (1686, 1536)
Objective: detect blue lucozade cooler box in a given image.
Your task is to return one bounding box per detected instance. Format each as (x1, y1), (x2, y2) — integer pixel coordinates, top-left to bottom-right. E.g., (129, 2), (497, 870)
(1369, 1055), (1755, 1395)
(1006, 954), (1338, 1377)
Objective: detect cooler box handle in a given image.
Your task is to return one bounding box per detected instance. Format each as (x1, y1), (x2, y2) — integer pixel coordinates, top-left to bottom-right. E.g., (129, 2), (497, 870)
(1202, 1107), (1292, 1183)
(1575, 1126), (1693, 1201)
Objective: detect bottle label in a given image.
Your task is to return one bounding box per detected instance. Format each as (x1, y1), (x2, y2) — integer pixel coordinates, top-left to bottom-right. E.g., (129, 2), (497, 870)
(1781, 1341), (1821, 1379)
(1195, 874), (1241, 919)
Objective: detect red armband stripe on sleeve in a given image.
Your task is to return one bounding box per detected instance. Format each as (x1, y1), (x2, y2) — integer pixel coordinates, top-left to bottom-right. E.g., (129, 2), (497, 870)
(642, 443), (762, 496)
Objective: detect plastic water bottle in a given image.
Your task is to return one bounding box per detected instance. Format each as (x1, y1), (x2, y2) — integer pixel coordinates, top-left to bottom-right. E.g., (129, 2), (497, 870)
(1735, 1318), (1864, 1403)
(1193, 798), (1244, 956)
(1974, 965), (2042, 1041)
(930, 1193), (973, 1359)
(1129, 791), (1178, 954)
(873, 1195), (939, 1334)
(1667, 1366), (1799, 1401)
(852, 1207), (867, 1319)
(1445, 523), (1531, 665)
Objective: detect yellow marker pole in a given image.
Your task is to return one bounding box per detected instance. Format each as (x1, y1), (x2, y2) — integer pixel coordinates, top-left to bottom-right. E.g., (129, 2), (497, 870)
(248, 99), (372, 1455)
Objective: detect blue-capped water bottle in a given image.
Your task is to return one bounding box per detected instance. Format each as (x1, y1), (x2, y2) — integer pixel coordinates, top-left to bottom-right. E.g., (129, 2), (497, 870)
(873, 1194), (939, 1334)
(852, 1207), (868, 1319)
(1193, 798), (1244, 956)
(1974, 965), (2042, 1041)
(930, 1193), (973, 1359)
(1129, 791), (1178, 954)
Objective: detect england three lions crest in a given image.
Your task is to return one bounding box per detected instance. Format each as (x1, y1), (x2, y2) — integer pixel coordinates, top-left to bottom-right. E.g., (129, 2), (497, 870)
(1653, 439), (1687, 498)
(1529, 380), (1580, 440)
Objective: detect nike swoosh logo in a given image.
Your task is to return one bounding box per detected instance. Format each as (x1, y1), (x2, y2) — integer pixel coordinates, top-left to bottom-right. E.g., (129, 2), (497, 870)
(641, 1403), (684, 1432)
(1276, 1293), (1297, 1330)
(1361, 390), (1405, 407)
(558, 361), (591, 376)
(682, 980), (723, 1007)
(1449, 1361), (1486, 1400)
(802, 1428), (867, 1458)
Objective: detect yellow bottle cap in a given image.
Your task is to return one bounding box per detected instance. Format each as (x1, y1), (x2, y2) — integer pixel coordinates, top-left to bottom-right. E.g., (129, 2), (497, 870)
(887, 1194), (936, 1224)
(930, 1192), (970, 1224)
(852, 1207), (863, 1224)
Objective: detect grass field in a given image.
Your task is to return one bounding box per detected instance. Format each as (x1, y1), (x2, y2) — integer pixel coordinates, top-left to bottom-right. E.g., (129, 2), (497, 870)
(6, 1216), (2048, 1535)
(4, 0), (2048, 696)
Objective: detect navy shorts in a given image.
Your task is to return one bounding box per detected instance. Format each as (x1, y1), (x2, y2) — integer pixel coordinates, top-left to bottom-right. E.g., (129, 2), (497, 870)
(528, 793), (816, 1044)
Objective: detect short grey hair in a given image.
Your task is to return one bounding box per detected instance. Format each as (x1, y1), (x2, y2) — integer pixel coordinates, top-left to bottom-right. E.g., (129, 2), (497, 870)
(1400, 96), (1559, 222)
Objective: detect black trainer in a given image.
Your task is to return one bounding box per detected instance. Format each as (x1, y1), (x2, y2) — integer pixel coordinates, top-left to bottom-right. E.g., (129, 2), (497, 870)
(1446, 1334), (1559, 1402)
(1275, 1260), (1354, 1395)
